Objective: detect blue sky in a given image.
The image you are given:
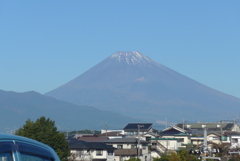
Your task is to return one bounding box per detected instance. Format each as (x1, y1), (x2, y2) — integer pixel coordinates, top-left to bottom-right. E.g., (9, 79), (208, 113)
(1, 1), (240, 98)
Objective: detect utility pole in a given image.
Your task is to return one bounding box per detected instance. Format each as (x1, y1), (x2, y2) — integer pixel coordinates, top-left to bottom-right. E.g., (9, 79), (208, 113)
(202, 125), (221, 161)
(105, 123), (108, 137)
(217, 124), (222, 144)
(137, 125), (144, 160)
(182, 119), (185, 130)
(203, 125), (207, 161)
(166, 117), (168, 129)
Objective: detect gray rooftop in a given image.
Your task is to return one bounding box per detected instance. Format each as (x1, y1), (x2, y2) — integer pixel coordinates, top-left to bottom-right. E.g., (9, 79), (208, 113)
(104, 138), (148, 144)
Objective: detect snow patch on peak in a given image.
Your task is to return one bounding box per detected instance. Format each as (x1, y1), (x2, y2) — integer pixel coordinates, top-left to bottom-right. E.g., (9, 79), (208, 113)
(110, 51), (154, 66)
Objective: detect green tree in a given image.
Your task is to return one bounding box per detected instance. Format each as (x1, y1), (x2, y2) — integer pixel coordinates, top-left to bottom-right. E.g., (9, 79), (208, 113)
(229, 153), (240, 161)
(168, 152), (181, 161)
(178, 149), (199, 161)
(15, 116), (70, 161)
(153, 150), (199, 161)
(153, 153), (170, 161)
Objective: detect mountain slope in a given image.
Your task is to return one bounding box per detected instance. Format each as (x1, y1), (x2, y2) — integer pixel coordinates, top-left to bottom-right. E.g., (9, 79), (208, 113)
(0, 90), (141, 133)
(45, 51), (240, 122)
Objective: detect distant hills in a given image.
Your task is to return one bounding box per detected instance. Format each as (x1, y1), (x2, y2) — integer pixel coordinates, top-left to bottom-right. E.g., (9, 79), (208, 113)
(46, 51), (240, 122)
(0, 90), (140, 133)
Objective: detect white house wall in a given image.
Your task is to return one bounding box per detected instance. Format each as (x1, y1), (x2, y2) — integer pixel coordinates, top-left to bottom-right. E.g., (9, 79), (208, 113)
(157, 140), (178, 150)
(70, 149), (114, 161)
(230, 136), (240, 148)
(70, 150), (91, 161)
(232, 124), (240, 132)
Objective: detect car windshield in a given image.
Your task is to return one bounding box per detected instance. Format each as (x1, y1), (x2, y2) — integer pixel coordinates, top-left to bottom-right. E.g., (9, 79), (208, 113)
(20, 152), (53, 161)
(17, 142), (54, 161)
(0, 143), (14, 161)
(0, 153), (13, 161)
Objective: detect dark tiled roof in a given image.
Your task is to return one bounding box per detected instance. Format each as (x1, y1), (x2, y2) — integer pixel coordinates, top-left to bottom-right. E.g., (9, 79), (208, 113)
(224, 131), (240, 136)
(78, 136), (109, 142)
(160, 128), (185, 135)
(98, 132), (123, 137)
(224, 123), (234, 130)
(69, 140), (115, 150)
(66, 135), (78, 143)
(104, 138), (148, 144)
(123, 123), (153, 132)
(160, 126), (186, 136)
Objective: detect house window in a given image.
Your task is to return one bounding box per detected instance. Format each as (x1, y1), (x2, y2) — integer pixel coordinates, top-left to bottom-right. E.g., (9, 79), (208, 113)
(179, 138), (184, 142)
(96, 150), (103, 156)
(108, 150), (113, 156)
(146, 137), (151, 141)
(152, 143), (157, 146)
(76, 151), (84, 157)
(127, 132), (134, 136)
(131, 145), (137, 149)
(232, 139), (238, 143)
(117, 145), (123, 149)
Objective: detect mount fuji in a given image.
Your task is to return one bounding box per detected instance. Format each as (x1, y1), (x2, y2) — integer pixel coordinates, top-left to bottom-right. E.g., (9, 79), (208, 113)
(45, 51), (240, 123)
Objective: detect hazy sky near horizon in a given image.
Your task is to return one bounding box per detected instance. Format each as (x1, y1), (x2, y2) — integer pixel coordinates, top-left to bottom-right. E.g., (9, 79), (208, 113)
(1, 1), (240, 98)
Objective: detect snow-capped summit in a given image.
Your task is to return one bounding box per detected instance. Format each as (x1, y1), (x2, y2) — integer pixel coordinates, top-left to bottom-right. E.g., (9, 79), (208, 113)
(110, 51), (159, 67)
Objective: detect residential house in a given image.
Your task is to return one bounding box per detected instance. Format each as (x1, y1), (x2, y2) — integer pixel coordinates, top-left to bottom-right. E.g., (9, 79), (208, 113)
(207, 132), (222, 145)
(104, 138), (150, 161)
(142, 132), (159, 142)
(101, 130), (124, 135)
(148, 129), (189, 157)
(98, 132), (124, 140)
(150, 138), (182, 152)
(160, 126), (186, 135)
(123, 123), (154, 136)
(69, 140), (116, 161)
(176, 122), (240, 135)
(159, 126), (191, 147)
(174, 133), (192, 146)
(190, 137), (204, 146)
(224, 131), (240, 149)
